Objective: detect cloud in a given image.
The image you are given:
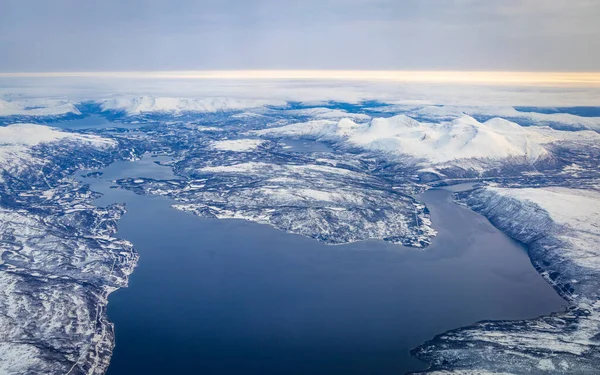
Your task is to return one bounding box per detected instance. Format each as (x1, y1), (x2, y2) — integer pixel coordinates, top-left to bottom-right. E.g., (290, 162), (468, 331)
(0, 0), (598, 71)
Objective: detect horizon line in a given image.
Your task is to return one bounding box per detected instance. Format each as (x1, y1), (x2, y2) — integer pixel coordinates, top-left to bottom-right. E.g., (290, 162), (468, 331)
(1, 70), (600, 86)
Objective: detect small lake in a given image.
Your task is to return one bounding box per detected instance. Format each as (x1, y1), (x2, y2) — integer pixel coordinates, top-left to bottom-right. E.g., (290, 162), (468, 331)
(80, 156), (566, 375)
(280, 139), (333, 153)
(53, 114), (145, 129)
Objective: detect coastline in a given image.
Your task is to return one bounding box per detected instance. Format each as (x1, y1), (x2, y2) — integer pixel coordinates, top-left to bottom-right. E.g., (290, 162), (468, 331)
(410, 186), (600, 374)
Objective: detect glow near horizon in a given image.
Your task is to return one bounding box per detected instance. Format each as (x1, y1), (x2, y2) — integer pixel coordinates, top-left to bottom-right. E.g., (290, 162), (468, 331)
(1, 70), (600, 87)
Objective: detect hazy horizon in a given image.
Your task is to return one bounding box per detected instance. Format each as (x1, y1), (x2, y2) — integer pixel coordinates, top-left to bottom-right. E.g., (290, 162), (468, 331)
(2, 70), (600, 87)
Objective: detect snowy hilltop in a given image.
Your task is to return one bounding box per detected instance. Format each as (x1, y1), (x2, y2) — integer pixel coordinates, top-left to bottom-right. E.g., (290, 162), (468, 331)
(256, 114), (600, 168)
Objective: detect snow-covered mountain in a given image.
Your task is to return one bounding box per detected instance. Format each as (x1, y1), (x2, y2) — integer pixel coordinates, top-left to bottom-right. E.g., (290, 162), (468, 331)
(99, 96), (286, 115)
(0, 99), (80, 117)
(377, 105), (600, 132)
(257, 114), (600, 166)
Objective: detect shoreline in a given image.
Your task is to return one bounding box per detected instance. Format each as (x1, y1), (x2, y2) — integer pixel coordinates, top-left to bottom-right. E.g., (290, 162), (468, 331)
(409, 186), (600, 374)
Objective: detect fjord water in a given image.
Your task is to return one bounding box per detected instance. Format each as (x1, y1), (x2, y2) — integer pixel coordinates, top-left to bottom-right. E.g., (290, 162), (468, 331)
(83, 157), (566, 375)
(53, 114), (115, 129)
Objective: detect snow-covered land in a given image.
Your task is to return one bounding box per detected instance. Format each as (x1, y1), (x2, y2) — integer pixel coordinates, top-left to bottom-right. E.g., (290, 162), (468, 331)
(377, 105), (600, 132)
(256, 114), (600, 169)
(413, 187), (600, 374)
(0, 123), (113, 147)
(0, 124), (136, 375)
(99, 96), (285, 115)
(490, 188), (600, 271)
(119, 156), (435, 247)
(1, 97), (600, 374)
(0, 99), (80, 117)
(209, 139), (265, 152)
(0, 124), (115, 182)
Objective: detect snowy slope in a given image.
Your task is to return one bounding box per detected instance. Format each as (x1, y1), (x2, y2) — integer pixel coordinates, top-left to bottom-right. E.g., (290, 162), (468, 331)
(0, 123), (112, 146)
(375, 105), (600, 131)
(414, 186), (600, 374)
(100, 96), (286, 115)
(459, 107), (600, 131)
(488, 187), (600, 270)
(257, 114), (600, 164)
(210, 139), (265, 152)
(0, 99), (80, 117)
(0, 124), (116, 180)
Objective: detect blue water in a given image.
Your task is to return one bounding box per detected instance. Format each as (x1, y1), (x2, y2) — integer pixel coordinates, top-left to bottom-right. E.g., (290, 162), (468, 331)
(52, 114), (146, 129)
(514, 106), (600, 118)
(80, 157), (566, 375)
(280, 139), (334, 153)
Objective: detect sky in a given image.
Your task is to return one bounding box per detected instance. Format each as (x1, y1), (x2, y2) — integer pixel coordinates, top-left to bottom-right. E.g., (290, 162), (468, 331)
(1, 0), (599, 72)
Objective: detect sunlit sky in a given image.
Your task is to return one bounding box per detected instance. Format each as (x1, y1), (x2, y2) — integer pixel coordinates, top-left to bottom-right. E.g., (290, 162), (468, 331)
(1, 0), (599, 72)
(2, 71), (600, 87)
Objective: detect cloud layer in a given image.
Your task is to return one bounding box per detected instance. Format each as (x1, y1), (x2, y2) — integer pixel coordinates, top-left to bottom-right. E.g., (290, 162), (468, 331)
(1, 0), (599, 71)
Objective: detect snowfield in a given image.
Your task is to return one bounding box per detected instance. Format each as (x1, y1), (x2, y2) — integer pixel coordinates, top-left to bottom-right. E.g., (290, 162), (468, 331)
(0, 99), (80, 117)
(0, 123), (113, 147)
(210, 139), (265, 152)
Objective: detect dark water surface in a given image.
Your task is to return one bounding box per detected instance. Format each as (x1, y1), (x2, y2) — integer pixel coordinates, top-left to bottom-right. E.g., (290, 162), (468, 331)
(81, 157), (566, 375)
(52, 114), (114, 129)
(280, 139), (334, 153)
(54, 115), (146, 129)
